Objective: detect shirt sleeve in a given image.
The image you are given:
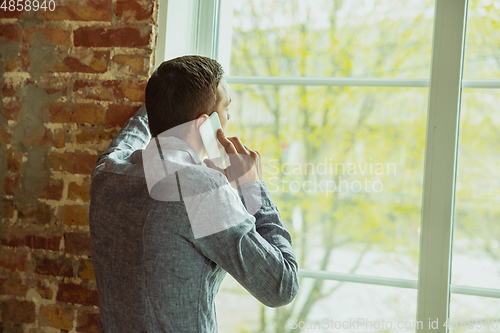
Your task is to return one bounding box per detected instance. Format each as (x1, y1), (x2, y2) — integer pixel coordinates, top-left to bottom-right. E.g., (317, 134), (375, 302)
(91, 104), (150, 179)
(190, 179), (299, 308)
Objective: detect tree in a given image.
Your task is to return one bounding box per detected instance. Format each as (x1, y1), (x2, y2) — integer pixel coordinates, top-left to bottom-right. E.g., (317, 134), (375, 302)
(218, 0), (500, 331)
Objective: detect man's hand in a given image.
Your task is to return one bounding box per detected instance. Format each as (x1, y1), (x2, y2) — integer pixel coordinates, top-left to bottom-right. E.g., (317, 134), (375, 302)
(204, 129), (262, 187)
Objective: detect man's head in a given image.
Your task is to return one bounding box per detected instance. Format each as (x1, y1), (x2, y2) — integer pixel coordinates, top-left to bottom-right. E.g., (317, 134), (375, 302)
(145, 55), (225, 137)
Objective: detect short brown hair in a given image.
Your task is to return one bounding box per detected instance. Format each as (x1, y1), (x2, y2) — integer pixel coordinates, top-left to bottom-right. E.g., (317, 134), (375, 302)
(145, 55), (224, 137)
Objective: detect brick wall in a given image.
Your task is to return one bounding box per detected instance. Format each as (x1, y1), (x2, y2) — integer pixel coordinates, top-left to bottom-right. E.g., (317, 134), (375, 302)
(0, 1), (158, 331)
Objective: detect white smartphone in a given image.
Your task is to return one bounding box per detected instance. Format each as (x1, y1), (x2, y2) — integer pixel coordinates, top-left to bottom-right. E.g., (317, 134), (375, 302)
(199, 112), (231, 169)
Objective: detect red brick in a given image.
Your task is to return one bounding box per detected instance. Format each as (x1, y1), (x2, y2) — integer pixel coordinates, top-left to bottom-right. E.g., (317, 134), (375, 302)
(2, 80), (17, 97)
(36, 74), (73, 95)
(78, 260), (96, 281)
(107, 104), (139, 127)
(37, 0), (112, 21)
(74, 26), (153, 48)
(2, 84), (16, 97)
(64, 205), (90, 226)
(40, 178), (64, 200)
(75, 129), (114, 144)
(73, 80), (146, 102)
(65, 232), (92, 255)
(6, 150), (23, 172)
(17, 202), (54, 225)
(1, 230), (61, 250)
(0, 236), (26, 248)
(2, 76), (27, 98)
(49, 153), (98, 174)
(56, 283), (98, 306)
(0, 225), (24, 247)
(77, 311), (100, 333)
(27, 127), (65, 148)
(0, 248), (27, 271)
(0, 23), (21, 43)
(26, 235), (62, 251)
(24, 25), (72, 45)
(49, 102), (106, 124)
(124, 85), (146, 103)
(39, 304), (74, 330)
(111, 54), (150, 76)
(35, 256), (73, 278)
(0, 299), (36, 323)
(36, 282), (54, 300)
(23, 26), (38, 43)
(0, 279), (29, 297)
(115, 0), (154, 23)
(1, 124), (13, 144)
(44, 26), (71, 45)
(4, 175), (18, 195)
(3, 199), (15, 218)
(68, 180), (91, 202)
(3, 100), (22, 120)
(53, 50), (110, 74)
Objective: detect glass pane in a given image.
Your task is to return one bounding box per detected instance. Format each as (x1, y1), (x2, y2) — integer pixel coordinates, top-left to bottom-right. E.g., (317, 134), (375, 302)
(226, 85), (427, 280)
(217, 277), (418, 332)
(452, 89), (500, 290)
(449, 294), (500, 333)
(450, 0), (500, 319)
(228, 0), (435, 78)
(462, 0), (500, 80)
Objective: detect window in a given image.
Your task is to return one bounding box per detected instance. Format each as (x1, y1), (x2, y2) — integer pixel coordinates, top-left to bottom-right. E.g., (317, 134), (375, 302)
(449, 1), (500, 330)
(156, 0), (500, 332)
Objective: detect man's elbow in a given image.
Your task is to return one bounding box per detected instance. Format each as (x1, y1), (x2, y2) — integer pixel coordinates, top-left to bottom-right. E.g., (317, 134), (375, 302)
(262, 274), (299, 308)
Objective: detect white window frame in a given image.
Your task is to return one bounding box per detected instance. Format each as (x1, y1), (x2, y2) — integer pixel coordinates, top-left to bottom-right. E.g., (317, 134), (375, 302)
(155, 0), (219, 69)
(155, 0), (500, 331)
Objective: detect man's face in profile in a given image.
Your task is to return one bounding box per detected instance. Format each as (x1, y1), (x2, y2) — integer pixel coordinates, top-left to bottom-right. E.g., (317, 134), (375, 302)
(216, 78), (231, 133)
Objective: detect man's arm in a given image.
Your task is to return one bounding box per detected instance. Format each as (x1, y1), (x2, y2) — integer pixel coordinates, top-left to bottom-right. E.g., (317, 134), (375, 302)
(193, 126), (299, 307)
(190, 178), (299, 308)
(92, 105), (150, 178)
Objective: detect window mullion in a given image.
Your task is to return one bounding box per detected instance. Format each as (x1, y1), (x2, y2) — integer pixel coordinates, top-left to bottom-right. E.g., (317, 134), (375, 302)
(196, 0), (220, 58)
(416, 0), (468, 331)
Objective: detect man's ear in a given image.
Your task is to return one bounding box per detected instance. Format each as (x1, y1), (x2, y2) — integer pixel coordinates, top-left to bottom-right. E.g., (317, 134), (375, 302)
(196, 113), (209, 129)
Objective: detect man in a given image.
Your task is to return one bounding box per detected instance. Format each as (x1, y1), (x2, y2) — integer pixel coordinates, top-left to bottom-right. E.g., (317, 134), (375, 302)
(89, 55), (298, 332)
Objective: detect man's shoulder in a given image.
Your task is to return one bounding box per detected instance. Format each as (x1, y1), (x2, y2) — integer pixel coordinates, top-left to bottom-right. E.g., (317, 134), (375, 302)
(175, 163), (229, 195)
(142, 159), (229, 202)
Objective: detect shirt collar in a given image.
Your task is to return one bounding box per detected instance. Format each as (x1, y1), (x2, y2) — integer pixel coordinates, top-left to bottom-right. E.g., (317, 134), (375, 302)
(155, 136), (202, 166)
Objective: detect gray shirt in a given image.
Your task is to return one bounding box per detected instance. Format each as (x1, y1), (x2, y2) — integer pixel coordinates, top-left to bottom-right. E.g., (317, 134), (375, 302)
(89, 105), (299, 332)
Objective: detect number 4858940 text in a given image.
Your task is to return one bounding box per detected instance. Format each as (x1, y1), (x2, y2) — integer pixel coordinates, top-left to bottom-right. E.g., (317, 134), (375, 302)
(1, 0), (56, 12)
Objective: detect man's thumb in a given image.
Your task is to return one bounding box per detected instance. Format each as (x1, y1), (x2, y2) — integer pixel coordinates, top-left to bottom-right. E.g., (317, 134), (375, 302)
(204, 158), (216, 168)
(204, 158), (227, 176)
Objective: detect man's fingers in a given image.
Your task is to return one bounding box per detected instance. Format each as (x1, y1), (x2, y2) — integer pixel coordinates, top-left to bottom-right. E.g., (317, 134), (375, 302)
(216, 129), (237, 155)
(228, 136), (249, 154)
(244, 145), (260, 159)
(203, 158), (216, 169)
(203, 158), (224, 173)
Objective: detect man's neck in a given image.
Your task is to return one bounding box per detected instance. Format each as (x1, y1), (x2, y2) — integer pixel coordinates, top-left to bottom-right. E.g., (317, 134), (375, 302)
(183, 135), (207, 163)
